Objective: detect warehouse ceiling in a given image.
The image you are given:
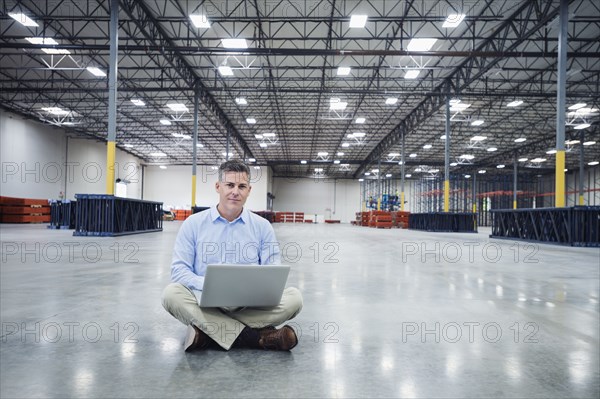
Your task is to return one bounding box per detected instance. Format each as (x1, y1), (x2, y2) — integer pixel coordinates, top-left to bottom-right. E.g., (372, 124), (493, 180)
(1, 0), (599, 179)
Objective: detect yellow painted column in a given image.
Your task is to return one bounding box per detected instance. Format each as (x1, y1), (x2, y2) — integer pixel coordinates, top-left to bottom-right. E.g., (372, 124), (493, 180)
(555, 150), (566, 207)
(106, 141), (116, 195)
(444, 180), (450, 212)
(377, 197), (381, 211)
(579, 195), (584, 206)
(400, 192), (405, 211)
(191, 174), (197, 207)
(513, 199), (517, 209)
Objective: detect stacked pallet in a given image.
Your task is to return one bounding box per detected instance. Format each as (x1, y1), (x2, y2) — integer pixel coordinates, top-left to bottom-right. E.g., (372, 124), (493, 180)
(173, 209), (192, 221)
(294, 212), (304, 223)
(0, 196), (51, 223)
(369, 211), (392, 228)
(393, 211), (410, 229)
(274, 212), (304, 223)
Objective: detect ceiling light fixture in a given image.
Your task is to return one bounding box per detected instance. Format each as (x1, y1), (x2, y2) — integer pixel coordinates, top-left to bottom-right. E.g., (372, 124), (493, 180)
(235, 97), (247, 105)
(167, 103), (188, 112)
(337, 152), (344, 156)
(317, 152), (329, 157)
(471, 135), (487, 141)
(404, 69), (420, 79)
(150, 152), (166, 157)
(221, 38), (248, 48)
(131, 99), (145, 106)
(41, 107), (69, 116)
(123, 144), (134, 148)
(329, 98), (347, 110)
(546, 149), (557, 154)
(246, 118), (256, 124)
(42, 48), (70, 55)
(86, 67), (106, 77)
(334, 160), (341, 164)
(218, 65), (234, 76)
(478, 170), (486, 174)
(300, 160), (307, 164)
(574, 123), (591, 130)
(459, 154), (475, 160)
(337, 67), (351, 76)
(588, 161), (599, 166)
(189, 14), (211, 28)
(583, 141), (596, 146)
(409, 153), (417, 158)
(487, 147), (498, 152)
(518, 158), (528, 162)
(159, 165), (167, 169)
(259, 143), (268, 148)
(568, 103), (586, 110)
(497, 165), (505, 169)
(26, 37), (59, 45)
(349, 14), (368, 28)
(385, 98), (398, 105)
(423, 144), (432, 149)
(507, 100), (523, 107)
(406, 38), (437, 51)
(355, 117), (365, 124)
(471, 120), (484, 126)
(159, 119), (172, 125)
(9, 12), (38, 27)
(514, 137), (527, 143)
(342, 143), (350, 148)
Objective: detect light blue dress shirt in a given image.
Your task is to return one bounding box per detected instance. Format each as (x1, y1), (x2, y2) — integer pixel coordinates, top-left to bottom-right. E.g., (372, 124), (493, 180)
(170, 206), (281, 297)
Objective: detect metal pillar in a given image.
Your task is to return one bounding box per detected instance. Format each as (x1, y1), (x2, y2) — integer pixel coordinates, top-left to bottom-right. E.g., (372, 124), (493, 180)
(472, 172), (477, 213)
(444, 96), (450, 212)
(377, 158), (382, 210)
(105, 0), (118, 195)
(401, 133), (406, 211)
(226, 127), (230, 161)
(555, 0), (568, 207)
(513, 153), (518, 209)
(191, 85), (199, 207)
(579, 130), (585, 205)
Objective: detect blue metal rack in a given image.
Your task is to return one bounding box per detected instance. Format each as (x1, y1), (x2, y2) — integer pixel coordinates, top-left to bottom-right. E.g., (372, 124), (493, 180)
(490, 206), (600, 247)
(409, 212), (478, 232)
(73, 194), (163, 237)
(48, 200), (77, 229)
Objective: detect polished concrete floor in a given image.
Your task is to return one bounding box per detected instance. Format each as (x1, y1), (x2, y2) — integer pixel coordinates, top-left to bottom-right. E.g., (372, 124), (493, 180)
(1, 222), (599, 398)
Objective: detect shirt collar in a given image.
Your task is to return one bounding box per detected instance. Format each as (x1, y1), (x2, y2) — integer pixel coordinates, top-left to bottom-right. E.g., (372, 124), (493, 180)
(210, 205), (248, 224)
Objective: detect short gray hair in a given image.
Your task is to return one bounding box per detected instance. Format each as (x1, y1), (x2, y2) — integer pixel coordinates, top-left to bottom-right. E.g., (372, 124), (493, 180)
(218, 159), (251, 181)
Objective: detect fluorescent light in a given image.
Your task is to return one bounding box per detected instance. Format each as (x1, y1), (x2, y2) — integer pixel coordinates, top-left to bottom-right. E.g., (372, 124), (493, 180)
(29, 35), (58, 47)
(405, 174), (412, 178)
(300, 160), (307, 164)
(246, 118), (256, 124)
(349, 14), (368, 28)
(150, 152), (166, 157)
(423, 144), (432, 149)
(235, 97), (247, 105)
(464, 175), (471, 178)
(167, 103), (188, 112)
(196, 143), (204, 148)
(218, 66), (234, 76)
(337, 152), (344, 156)
(409, 153), (417, 158)
(355, 117), (365, 124)
(352, 132), (366, 138)
(41, 107), (69, 116)
(546, 149), (557, 154)
(404, 69), (420, 79)
(588, 161), (599, 166)
(583, 141), (596, 146)
(123, 144), (134, 148)
(497, 165), (505, 169)
(388, 152), (400, 157)
(443, 14), (466, 28)
(259, 143), (268, 148)
(221, 38), (248, 48)
(372, 169), (379, 173)
(42, 48), (71, 55)
(342, 143), (350, 148)
(471, 120), (484, 126)
(574, 123), (591, 130)
(487, 147), (498, 152)
(253, 166), (261, 170)
(385, 97), (398, 105)
(518, 158), (528, 162)
(248, 158), (256, 162)
(314, 168), (323, 172)
(159, 165), (167, 169)
(159, 119), (172, 125)
(358, 178), (364, 182)
(449, 98), (461, 105)
(514, 137), (527, 143)
(9, 13), (38, 27)
(317, 152), (329, 157)
(440, 135), (447, 140)
(414, 168), (422, 172)
(450, 103), (471, 112)
(386, 173), (392, 177)
(471, 135), (487, 141)
(406, 38), (437, 51)
(222, 152), (233, 157)
(254, 134), (263, 139)
(507, 100), (523, 107)
(450, 162), (458, 166)
(334, 160), (341, 164)
(569, 108), (599, 116)
(430, 169), (440, 174)
(566, 140), (580, 145)
(478, 170), (486, 174)
(568, 103), (586, 110)
(86, 67), (106, 77)
(531, 158), (546, 163)
(130, 99), (145, 106)
(329, 98), (347, 110)
(337, 67), (351, 76)
(263, 132), (276, 137)
(459, 154), (475, 160)
(189, 14), (210, 28)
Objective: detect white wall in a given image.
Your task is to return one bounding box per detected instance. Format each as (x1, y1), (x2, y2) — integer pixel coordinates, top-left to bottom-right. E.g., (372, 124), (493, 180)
(0, 109), (143, 201)
(1, 110), (67, 199)
(272, 178), (361, 223)
(143, 164), (269, 211)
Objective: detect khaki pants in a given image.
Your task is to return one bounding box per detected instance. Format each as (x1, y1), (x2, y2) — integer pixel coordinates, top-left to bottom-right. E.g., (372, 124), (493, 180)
(161, 283), (303, 350)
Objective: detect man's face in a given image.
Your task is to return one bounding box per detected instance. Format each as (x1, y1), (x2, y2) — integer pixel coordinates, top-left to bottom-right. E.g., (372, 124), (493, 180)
(215, 171), (252, 215)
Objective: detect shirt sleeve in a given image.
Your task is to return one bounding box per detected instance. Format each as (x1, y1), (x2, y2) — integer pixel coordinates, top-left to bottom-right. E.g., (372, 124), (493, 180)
(171, 218), (205, 290)
(260, 221), (281, 265)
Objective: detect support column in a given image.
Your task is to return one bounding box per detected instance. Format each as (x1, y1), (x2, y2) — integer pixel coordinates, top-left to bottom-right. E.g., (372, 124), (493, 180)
(226, 127), (230, 161)
(444, 95), (450, 212)
(555, 0), (568, 207)
(377, 158), (382, 210)
(105, 0), (118, 195)
(191, 85), (199, 207)
(579, 131), (585, 205)
(401, 133), (406, 211)
(513, 153), (518, 209)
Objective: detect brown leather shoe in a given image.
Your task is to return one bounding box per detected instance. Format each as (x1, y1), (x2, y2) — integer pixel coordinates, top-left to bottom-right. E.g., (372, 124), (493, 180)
(258, 325), (298, 351)
(184, 325), (210, 352)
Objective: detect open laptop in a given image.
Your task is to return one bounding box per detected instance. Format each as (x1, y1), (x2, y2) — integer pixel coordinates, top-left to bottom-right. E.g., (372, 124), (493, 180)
(198, 264), (290, 307)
